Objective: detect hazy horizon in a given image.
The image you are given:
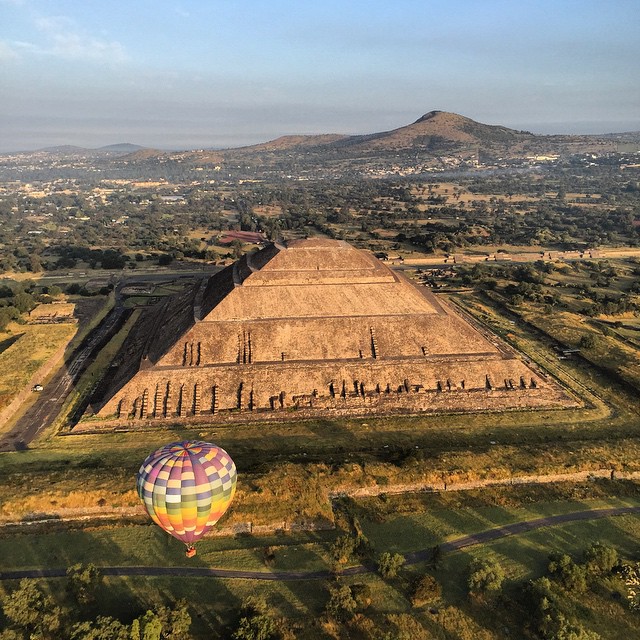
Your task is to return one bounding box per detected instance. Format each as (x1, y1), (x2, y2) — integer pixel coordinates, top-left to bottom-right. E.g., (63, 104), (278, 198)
(1, 113), (640, 155)
(1, 0), (639, 153)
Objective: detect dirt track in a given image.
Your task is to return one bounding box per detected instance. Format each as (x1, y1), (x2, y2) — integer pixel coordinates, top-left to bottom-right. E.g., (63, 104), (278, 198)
(1, 506), (638, 583)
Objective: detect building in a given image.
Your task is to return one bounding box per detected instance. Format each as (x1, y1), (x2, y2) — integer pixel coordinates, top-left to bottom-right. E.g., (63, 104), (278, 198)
(81, 238), (574, 428)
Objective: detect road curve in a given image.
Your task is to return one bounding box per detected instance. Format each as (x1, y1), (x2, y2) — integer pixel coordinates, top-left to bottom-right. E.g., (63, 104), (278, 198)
(1, 506), (638, 582)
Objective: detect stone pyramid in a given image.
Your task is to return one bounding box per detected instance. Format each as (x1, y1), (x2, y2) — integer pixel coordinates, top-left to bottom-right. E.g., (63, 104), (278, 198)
(84, 238), (573, 426)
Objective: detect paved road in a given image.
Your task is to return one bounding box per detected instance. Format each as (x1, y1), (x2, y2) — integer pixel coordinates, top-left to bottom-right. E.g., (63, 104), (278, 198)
(1, 506), (638, 582)
(0, 270), (220, 452)
(0, 304), (127, 452)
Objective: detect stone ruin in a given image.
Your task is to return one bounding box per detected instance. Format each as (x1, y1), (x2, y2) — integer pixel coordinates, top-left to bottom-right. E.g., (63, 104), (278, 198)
(80, 238), (575, 427)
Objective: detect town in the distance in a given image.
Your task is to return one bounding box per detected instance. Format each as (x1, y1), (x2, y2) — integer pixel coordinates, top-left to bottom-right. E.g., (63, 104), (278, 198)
(0, 110), (640, 639)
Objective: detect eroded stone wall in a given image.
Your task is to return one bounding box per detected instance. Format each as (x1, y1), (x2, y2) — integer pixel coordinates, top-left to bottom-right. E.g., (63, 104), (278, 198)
(89, 355), (575, 425)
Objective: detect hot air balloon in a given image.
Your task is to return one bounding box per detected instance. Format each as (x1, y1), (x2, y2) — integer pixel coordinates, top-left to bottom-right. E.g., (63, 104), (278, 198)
(136, 441), (237, 557)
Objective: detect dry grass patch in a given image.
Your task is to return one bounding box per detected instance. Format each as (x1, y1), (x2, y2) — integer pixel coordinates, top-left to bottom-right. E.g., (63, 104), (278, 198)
(0, 322), (76, 412)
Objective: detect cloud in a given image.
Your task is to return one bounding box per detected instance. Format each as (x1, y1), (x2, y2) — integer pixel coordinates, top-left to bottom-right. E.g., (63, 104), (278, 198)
(0, 40), (18, 61)
(22, 14), (129, 63)
(35, 15), (128, 62)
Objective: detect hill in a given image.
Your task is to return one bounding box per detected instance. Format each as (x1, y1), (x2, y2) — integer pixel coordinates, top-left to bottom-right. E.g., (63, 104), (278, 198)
(97, 143), (146, 154)
(5, 111), (638, 180)
(226, 110), (534, 157)
(189, 110), (629, 178)
(35, 143), (148, 158)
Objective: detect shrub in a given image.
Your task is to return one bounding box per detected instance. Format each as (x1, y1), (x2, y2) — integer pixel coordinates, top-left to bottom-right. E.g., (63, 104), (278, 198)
(377, 552), (405, 579)
(410, 574), (442, 607)
(548, 553), (588, 594)
(349, 583), (372, 610)
(584, 542), (618, 574)
(325, 584), (358, 621)
(467, 558), (505, 596)
(232, 596), (280, 640)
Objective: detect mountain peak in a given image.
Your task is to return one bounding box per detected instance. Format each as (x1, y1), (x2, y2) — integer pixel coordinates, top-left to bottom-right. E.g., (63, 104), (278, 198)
(413, 110), (448, 124)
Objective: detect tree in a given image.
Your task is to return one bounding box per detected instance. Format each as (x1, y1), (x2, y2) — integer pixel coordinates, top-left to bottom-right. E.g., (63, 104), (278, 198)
(45, 285), (63, 298)
(67, 563), (102, 605)
(548, 553), (588, 594)
(330, 533), (357, 565)
(377, 552), (405, 579)
(29, 254), (43, 273)
(70, 616), (129, 640)
(329, 531), (371, 568)
(137, 601), (191, 640)
(584, 542), (618, 574)
(2, 578), (65, 638)
(324, 584), (358, 621)
(0, 306), (19, 330)
(349, 583), (372, 610)
(137, 611), (162, 640)
(231, 614), (278, 640)
(231, 239), (244, 259)
(163, 600), (191, 640)
(66, 282), (82, 295)
(130, 619), (141, 640)
(428, 544), (442, 570)
(12, 292), (36, 314)
(579, 334), (597, 349)
(410, 574), (441, 607)
(467, 558), (505, 596)
(231, 596), (280, 640)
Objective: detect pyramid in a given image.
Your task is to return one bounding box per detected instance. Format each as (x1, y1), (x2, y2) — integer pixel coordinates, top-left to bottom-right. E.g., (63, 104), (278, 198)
(84, 238), (574, 426)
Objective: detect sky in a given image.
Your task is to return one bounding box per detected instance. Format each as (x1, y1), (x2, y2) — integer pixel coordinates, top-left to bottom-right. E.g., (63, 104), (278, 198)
(0, 0), (639, 152)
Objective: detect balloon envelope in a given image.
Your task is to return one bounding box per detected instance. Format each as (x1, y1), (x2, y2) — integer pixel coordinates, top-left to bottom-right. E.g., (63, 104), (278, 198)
(136, 441), (237, 546)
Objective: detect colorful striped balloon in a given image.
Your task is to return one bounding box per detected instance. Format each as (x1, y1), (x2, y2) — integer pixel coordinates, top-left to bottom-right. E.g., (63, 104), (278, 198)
(136, 441), (237, 556)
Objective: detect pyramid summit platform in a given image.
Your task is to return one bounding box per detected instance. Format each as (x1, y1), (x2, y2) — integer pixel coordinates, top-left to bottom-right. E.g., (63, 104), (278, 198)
(81, 238), (575, 428)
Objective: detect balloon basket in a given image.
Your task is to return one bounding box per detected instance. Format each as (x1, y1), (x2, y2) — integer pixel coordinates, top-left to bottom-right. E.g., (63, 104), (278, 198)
(185, 547), (197, 558)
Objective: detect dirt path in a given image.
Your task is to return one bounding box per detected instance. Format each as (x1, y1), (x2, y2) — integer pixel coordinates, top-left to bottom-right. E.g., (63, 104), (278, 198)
(1, 506), (638, 583)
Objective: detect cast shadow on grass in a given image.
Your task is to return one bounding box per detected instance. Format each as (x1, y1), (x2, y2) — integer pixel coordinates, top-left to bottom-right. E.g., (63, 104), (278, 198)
(0, 333), (23, 355)
(0, 520), (243, 637)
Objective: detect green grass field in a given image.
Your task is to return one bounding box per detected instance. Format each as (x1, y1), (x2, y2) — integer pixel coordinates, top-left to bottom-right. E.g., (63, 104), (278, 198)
(2, 482), (640, 638)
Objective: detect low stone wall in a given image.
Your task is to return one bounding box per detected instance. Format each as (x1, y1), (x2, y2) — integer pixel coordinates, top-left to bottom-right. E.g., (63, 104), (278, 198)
(331, 468), (638, 499)
(3, 470), (639, 539)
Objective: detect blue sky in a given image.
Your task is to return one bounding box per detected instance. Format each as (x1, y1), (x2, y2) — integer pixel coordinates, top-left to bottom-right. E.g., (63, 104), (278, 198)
(0, 0), (638, 151)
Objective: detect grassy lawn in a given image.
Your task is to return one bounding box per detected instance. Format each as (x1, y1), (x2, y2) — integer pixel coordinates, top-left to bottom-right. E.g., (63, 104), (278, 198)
(2, 482), (640, 639)
(337, 480), (640, 559)
(0, 524), (335, 573)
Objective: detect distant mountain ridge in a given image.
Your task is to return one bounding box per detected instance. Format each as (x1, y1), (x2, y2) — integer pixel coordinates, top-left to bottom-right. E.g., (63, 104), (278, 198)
(180, 110), (638, 174)
(36, 142), (147, 156)
(5, 111), (639, 181)
(238, 111), (537, 154)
